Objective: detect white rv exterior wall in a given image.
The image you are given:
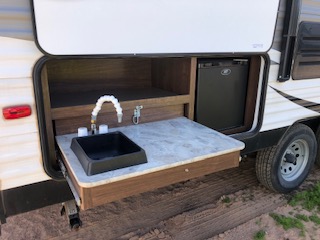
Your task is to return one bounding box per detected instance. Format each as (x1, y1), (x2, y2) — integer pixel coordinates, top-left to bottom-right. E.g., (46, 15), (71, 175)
(0, 0), (48, 190)
(263, 0), (320, 132)
(261, 64), (320, 132)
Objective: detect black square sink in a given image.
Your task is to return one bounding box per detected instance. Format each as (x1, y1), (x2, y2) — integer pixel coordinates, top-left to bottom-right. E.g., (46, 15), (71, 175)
(70, 131), (147, 176)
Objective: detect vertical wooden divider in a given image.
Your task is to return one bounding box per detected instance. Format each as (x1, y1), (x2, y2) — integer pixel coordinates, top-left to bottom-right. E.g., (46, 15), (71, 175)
(151, 57), (197, 120)
(40, 67), (57, 167)
(186, 57), (197, 120)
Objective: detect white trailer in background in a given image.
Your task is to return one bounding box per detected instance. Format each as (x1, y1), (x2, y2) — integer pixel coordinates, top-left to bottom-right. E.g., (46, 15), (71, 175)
(1, 0), (320, 228)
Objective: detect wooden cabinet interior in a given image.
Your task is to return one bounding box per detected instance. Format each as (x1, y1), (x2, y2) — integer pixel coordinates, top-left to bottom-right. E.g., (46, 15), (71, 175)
(36, 55), (261, 207)
(39, 55), (261, 137)
(42, 57), (196, 135)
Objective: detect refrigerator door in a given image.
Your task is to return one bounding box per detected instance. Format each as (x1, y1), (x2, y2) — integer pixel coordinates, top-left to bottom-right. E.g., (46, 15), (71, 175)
(196, 59), (249, 131)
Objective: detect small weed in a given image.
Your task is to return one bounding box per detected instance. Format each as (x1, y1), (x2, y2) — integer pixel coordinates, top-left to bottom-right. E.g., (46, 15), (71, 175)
(255, 218), (262, 226)
(253, 230), (266, 240)
(309, 214), (320, 225)
(222, 196), (231, 204)
(269, 213), (304, 231)
(295, 214), (309, 222)
(294, 207), (301, 212)
(299, 229), (306, 237)
(289, 211), (294, 215)
(289, 183), (320, 211)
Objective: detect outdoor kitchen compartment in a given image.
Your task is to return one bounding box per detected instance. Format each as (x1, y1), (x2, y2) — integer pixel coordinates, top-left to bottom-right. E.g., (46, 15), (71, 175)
(195, 59), (249, 131)
(34, 56), (259, 210)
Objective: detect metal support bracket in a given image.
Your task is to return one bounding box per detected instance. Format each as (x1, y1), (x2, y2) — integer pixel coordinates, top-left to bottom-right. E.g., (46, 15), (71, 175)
(58, 159), (81, 207)
(58, 159), (82, 229)
(61, 200), (82, 230)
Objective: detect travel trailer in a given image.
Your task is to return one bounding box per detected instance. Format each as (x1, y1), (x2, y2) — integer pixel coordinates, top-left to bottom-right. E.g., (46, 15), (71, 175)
(1, 0), (320, 228)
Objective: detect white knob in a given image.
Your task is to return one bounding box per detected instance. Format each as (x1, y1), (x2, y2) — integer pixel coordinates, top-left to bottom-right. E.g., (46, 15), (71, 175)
(78, 127), (88, 137)
(99, 124), (109, 134)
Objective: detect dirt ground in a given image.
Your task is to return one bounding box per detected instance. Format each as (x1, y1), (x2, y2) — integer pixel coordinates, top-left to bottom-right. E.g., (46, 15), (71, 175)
(209, 166), (320, 240)
(1, 157), (320, 240)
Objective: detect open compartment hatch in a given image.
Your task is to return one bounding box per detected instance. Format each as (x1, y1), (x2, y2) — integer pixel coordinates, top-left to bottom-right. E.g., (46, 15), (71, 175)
(31, 0), (279, 55)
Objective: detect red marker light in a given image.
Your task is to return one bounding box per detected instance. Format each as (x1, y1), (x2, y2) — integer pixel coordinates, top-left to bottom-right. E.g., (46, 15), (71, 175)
(2, 105), (32, 119)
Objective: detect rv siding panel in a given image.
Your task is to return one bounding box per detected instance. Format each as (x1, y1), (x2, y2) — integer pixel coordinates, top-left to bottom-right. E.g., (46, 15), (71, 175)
(0, 5), (46, 190)
(261, 65), (320, 132)
(0, 77), (38, 136)
(271, 0), (286, 51)
(0, 37), (42, 79)
(0, 0), (34, 40)
(0, 77), (48, 189)
(300, 0), (320, 22)
(0, 133), (50, 190)
(0, 75), (50, 190)
(263, 0), (320, 132)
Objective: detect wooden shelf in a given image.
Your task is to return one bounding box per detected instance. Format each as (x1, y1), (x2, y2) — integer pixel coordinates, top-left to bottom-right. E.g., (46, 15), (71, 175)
(51, 87), (190, 120)
(50, 87), (178, 108)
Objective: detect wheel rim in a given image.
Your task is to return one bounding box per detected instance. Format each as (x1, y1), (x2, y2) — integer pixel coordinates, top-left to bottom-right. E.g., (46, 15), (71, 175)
(280, 139), (309, 181)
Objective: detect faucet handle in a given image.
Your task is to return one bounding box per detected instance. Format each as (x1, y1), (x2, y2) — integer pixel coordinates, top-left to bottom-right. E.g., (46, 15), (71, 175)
(117, 113), (123, 123)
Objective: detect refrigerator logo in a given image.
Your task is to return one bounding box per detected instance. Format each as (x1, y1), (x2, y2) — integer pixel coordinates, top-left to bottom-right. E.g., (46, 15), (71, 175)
(221, 68), (231, 76)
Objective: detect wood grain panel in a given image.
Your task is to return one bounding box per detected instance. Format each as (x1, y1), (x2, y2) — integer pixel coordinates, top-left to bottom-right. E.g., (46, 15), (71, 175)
(244, 56), (261, 127)
(71, 151), (240, 210)
(151, 58), (192, 94)
(186, 57), (197, 119)
(51, 94), (189, 120)
(50, 87), (178, 109)
(55, 104), (184, 135)
(40, 66), (58, 169)
(46, 58), (152, 93)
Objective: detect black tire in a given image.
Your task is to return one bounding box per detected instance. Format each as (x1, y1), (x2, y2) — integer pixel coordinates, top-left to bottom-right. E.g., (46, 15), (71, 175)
(256, 124), (317, 193)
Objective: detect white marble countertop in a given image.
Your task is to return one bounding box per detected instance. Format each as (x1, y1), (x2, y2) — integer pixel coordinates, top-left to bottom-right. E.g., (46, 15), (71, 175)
(56, 117), (245, 187)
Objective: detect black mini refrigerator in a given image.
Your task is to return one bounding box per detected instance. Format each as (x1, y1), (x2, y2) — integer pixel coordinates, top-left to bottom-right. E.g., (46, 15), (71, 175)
(195, 58), (249, 131)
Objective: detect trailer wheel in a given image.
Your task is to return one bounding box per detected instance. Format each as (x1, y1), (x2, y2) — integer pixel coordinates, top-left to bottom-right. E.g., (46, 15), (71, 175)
(256, 124), (316, 193)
